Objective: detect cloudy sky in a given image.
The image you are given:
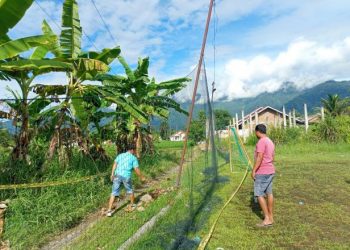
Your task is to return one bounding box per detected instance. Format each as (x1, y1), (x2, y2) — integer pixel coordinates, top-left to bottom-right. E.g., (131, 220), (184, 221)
(1, 0), (350, 100)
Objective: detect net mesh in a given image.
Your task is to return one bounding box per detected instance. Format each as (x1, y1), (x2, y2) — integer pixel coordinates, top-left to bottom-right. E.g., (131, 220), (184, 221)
(0, 64), (231, 249)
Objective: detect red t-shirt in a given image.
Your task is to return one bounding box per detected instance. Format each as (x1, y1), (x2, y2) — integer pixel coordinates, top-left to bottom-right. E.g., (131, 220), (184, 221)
(255, 136), (275, 174)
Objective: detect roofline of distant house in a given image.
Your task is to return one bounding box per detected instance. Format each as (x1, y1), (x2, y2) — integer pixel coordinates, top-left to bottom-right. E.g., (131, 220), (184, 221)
(237, 106), (304, 126)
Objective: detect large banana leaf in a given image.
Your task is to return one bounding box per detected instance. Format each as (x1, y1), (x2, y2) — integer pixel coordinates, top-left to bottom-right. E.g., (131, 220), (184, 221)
(117, 55), (135, 81)
(81, 47), (121, 65)
(0, 35), (10, 45)
(134, 57), (149, 78)
(0, 71), (11, 80)
(95, 73), (126, 81)
(0, 0), (33, 37)
(28, 98), (51, 119)
(60, 0), (82, 59)
(31, 20), (61, 59)
(103, 93), (148, 124)
(146, 96), (188, 115)
(0, 59), (72, 73)
(0, 35), (57, 60)
(74, 58), (110, 80)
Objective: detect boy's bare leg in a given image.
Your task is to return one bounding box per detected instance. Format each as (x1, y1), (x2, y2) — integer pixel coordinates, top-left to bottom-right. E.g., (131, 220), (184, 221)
(130, 193), (135, 205)
(108, 195), (116, 211)
(267, 194), (274, 223)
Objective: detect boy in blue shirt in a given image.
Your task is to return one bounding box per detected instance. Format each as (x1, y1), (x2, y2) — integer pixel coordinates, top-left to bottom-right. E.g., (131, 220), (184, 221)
(107, 144), (145, 217)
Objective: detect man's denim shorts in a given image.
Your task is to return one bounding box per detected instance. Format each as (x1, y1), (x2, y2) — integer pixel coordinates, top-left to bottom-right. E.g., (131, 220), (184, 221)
(254, 174), (275, 197)
(111, 175), (133, 196)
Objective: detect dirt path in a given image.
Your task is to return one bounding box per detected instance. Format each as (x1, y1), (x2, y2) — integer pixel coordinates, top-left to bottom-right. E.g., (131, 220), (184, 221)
(41, 165), (180, 250)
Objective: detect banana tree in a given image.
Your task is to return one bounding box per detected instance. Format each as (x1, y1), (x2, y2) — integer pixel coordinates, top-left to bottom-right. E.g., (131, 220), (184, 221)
(31, 0), (147, 162)
(97, 56), (189, 156)
(0, 0), (74, 160)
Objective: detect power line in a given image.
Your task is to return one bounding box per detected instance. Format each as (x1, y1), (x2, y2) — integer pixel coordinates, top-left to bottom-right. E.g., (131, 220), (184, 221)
(34, 0), (99, 51)
(34, 0), (61, 31)
(90, 0), (118, 45)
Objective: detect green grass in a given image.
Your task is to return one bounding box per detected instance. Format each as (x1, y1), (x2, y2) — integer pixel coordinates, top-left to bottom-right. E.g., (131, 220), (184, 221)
(4, 142), (349, 249)
(2, 148), (181, 249)
(155, 140), (186, 149)
(67, 146), (215, 250)
(202, 143), (350, 249)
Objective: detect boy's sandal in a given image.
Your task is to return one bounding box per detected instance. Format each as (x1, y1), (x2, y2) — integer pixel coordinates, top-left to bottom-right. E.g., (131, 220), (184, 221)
(124, 205), (136, 212)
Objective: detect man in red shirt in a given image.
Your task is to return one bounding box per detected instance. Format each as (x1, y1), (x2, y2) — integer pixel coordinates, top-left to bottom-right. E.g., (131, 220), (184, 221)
(251, 124), (275, 227)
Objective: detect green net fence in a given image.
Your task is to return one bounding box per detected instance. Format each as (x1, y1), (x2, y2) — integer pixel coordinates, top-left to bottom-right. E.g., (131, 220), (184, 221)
(0, 58), (257, 250)
(0, 60), (233, 250)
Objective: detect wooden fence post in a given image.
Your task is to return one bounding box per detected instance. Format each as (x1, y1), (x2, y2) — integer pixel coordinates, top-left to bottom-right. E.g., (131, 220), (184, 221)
(241, 110), (245, 142)
(283, 106), (287, 129)
(288, 111), (292, 128)
(293, 109), (297, 127)
(304, 103), (309, 132)
(249, 113), (253, 135)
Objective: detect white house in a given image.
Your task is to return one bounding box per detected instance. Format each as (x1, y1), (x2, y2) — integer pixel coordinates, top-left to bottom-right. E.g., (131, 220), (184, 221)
(170, 131), (186, 141)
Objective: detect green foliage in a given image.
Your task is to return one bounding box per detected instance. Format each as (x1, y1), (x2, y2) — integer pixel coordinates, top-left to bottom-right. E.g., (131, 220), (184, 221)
(308, 115), (350, 143)
(155, 140), (185, 149)
(0, 35), (58, 60)
(0, 0), (33, 38)
(246, 115), (350, 145)
(245, 134), (258, 146)
(214, 109), (231, 130)
(321, 94), (350, 117)
(60, 0), (81, 59)
(189, 110), (206, 143)
(245, 127), (304, 146)
(159, 119), (169, 140)
(268, 127), (304, 145)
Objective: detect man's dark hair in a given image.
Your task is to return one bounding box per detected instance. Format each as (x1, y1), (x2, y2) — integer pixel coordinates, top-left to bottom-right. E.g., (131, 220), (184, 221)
(127, 144), (136, 151)
(255, 124), (267, 134)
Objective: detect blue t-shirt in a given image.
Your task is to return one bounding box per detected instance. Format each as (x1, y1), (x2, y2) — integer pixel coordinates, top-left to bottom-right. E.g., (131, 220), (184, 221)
(114, 152), (139, 179)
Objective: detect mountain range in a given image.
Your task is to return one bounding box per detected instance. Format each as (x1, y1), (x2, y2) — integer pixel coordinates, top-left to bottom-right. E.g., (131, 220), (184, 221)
(166, 80), (350, 129)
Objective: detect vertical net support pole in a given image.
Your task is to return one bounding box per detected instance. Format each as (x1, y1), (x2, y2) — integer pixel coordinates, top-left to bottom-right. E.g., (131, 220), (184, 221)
(176, 0), (215, 187)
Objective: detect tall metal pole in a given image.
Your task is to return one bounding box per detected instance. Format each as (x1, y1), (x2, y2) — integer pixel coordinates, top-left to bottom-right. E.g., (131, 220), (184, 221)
(176, 0), (215, 187)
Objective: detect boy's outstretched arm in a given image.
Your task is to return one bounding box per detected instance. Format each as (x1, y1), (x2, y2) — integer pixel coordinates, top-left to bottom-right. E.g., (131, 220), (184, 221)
(110, 162), (117, 182)
(134, 168), (146, 182)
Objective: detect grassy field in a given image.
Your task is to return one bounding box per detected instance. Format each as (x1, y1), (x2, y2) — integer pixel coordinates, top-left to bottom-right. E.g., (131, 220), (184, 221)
(155, 140), (187, 149)
(4, 142), (349, 249)
(201, 143), (350, 249)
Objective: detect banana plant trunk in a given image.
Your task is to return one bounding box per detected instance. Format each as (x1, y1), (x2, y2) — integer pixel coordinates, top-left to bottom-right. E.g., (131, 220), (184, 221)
(136, 126), (142, 158)
(11, 98), (29, 161)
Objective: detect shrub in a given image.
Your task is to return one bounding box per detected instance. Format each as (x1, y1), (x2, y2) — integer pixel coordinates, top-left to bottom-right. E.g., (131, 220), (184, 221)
(309, 115), (350, 143)
(245, 127), (304, 145)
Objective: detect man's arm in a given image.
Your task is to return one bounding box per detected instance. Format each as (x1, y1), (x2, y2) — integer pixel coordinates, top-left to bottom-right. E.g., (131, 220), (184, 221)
(251, 152), (263, 180)
(110, 162), (117, 182)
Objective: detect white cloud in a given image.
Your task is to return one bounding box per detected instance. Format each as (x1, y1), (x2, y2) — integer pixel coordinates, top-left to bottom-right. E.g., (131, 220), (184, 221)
(216, 37), (350, 100)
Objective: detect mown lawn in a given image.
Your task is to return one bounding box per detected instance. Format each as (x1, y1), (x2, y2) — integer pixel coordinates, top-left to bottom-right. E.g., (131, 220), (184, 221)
(202, 143), (350, 249)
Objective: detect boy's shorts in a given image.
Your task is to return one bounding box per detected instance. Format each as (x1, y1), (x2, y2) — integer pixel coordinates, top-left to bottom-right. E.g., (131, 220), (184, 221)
(254, 174), (274, 197)
(111, 175), (133, 196)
